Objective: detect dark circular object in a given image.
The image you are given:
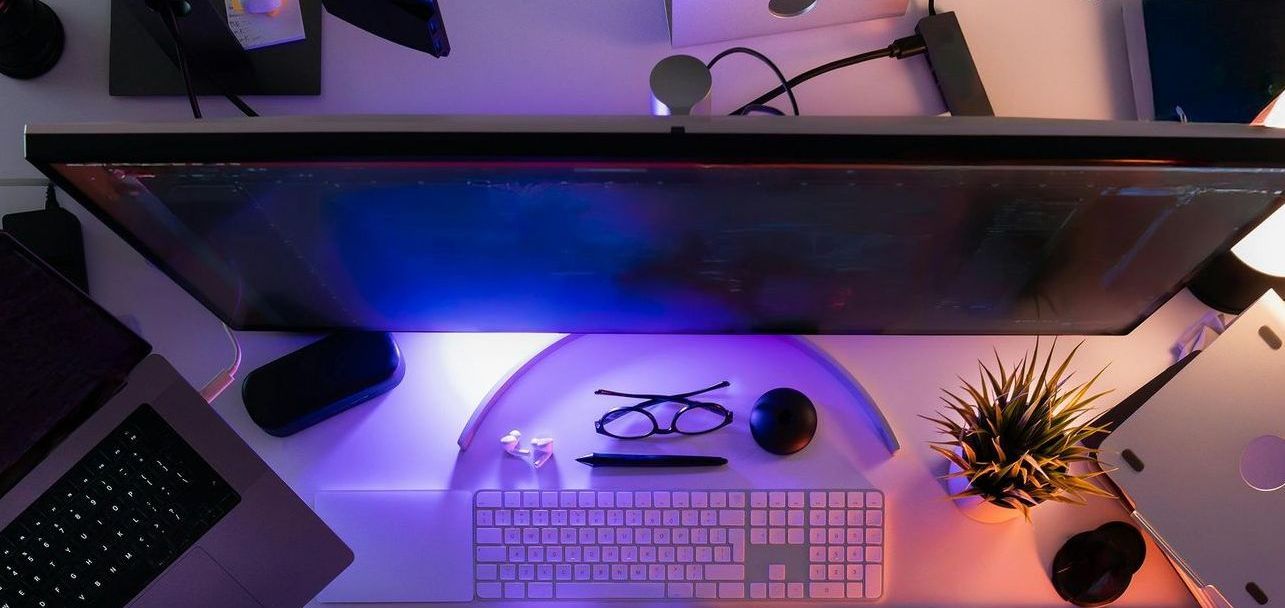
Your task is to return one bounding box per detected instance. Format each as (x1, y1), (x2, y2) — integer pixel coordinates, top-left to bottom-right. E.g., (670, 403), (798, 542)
(1189, 249), (1285, 314)
(649, 54), (711, 116)
(749, 388), (817, 455)
(1096, 521), (1146, 570)
(0, 0), (65, 80)
(1051, 521), (1147, 607)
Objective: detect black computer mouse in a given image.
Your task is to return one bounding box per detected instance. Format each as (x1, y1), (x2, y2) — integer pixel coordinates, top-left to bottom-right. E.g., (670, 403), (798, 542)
(750, 388), (817, 455)
(1051, 521), (1146, 607)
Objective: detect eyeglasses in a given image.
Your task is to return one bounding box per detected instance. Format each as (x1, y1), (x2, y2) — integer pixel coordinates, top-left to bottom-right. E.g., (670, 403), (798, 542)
(593, 381), (734, 440)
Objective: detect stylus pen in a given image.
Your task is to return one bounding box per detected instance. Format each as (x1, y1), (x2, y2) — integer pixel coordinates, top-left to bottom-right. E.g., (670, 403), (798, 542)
(575, 453), (728, 468)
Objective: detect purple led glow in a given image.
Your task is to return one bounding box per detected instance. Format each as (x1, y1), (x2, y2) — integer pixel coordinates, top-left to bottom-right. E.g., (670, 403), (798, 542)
(457, 335), (900, 455)
(443, 334), (895, 495)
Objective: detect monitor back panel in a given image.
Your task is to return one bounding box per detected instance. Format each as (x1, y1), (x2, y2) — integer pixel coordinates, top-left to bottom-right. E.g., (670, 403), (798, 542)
(26, 116), (1285, 335)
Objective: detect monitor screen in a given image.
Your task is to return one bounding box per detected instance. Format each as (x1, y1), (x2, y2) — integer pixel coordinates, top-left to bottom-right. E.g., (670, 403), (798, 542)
(0, 235), (151, 496)
(29, 117), (1285, 334)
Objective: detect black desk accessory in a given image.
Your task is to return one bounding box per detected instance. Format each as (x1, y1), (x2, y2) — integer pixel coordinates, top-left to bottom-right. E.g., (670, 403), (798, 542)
(1, 186), (87, 291)
(110, 0), (322, 96)
(1052, 521), (1147, 607)
(243, 332), (404, 437)
(916, 11), (993, 116)
(322, 0), (450, 58)
(0, 0), (63, 79)
(749, 388), (817, 455)
(575, 453), (728, 468)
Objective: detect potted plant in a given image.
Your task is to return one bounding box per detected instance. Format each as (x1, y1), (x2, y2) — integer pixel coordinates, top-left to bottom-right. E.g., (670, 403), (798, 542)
(925, 341), (1115, 523)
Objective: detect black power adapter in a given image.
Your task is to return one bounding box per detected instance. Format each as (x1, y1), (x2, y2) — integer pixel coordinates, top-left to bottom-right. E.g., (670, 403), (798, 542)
(2, 186), (88, 292)
(917, 11), (994, 116)
(724, 9), (992, 118)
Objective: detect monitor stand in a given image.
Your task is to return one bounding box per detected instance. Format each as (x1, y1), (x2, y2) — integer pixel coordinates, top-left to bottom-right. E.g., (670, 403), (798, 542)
(455, 335), (901, 456)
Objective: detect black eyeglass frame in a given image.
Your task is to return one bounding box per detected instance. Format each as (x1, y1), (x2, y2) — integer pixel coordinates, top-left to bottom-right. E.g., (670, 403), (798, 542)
(593, 381), (734, 440)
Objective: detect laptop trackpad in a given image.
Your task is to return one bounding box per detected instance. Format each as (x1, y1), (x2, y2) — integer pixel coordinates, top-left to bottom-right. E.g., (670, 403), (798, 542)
(131, 547), (263, 608)
(315, 491), (475, 603)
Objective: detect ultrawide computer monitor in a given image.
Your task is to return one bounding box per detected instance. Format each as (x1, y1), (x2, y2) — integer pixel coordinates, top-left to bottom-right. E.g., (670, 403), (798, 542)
(25, 116), (1285, 334)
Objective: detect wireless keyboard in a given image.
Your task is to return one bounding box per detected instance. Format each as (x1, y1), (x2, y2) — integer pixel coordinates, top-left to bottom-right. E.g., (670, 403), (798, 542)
(472, 489), (884, 601)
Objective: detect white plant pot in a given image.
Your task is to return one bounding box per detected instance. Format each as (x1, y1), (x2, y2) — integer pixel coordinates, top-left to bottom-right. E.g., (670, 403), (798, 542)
(947, 459), (1024, 524)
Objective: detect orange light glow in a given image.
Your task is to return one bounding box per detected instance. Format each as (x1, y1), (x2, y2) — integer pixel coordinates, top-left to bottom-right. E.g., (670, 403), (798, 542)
(1252, 91), (1285, 129)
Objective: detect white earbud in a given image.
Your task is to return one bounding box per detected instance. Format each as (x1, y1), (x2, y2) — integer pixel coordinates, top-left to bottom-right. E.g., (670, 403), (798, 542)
(530, 437), (555, 468)
(501, 430), (554, 468)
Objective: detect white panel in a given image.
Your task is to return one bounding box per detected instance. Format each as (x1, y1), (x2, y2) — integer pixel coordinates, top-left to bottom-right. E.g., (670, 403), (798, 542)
(667, 0), (910, 48)
(315, 491), (476, 603)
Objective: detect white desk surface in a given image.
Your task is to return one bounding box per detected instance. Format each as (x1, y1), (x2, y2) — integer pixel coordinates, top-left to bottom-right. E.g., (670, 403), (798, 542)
(1, 0), (1202, 605)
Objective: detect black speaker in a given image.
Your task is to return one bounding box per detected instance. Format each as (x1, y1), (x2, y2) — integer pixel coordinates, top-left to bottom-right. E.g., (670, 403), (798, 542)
(0, 0), (65, 79)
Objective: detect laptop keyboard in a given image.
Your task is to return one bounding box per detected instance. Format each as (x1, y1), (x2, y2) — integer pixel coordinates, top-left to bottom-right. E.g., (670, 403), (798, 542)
(472, 489), (885, 601)
(0, 405), (240, 608)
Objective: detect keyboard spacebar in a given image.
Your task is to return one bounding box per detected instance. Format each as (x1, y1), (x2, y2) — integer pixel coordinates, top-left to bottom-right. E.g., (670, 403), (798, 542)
(555, 583), (667, 599)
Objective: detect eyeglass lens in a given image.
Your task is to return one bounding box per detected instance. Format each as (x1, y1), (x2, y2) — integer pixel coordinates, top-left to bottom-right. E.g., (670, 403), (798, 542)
(673, 405), (729, 434)
(599, 409), (657, 439)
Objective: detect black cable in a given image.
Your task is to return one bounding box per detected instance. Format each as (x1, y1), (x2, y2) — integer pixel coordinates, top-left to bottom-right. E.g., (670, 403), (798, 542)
(706, 47), (800, 116)
(738, 104), (786, 116)
(222, 89), (259, 117)
(158, 2), (202, 119)
(732, 48), (889, 116)
(152, 1), (258, 118)
(731, 35), (928, 116)
(44, 184), (58, 210)
(928, 0), (937, 15)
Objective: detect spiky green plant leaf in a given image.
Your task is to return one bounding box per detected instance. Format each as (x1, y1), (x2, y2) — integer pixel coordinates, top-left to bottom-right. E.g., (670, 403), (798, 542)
(929, 339), (1114, 520)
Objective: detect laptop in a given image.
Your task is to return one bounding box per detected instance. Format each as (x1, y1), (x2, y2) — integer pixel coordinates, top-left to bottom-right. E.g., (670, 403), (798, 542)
(1101, 290), (1285, 608)
(0, 232), (353, 608)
